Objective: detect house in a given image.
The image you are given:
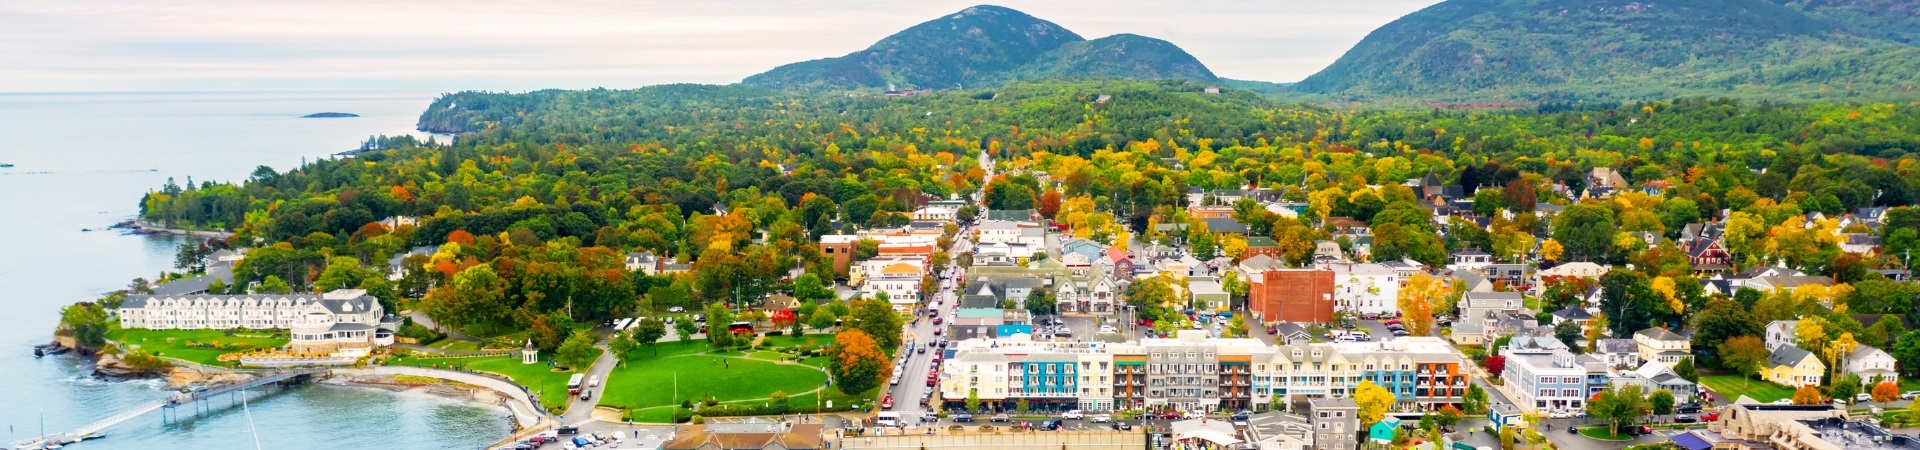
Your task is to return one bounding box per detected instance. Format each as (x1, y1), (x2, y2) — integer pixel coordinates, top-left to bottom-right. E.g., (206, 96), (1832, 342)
(1846, 345), (1899, 385)
(1105, 247), (1135, 280)
(1242, 236), (1282, 260)
(1189, 278), (1230, 312)
(1535, 262), (1609, 285)
(981, 209), (1039, 222)
(1202, 218), (1250, 236)
(818, 235), (859, 275)
(1613, 361), (1699, 400)
(625, 250), (660, 275)
(1505, 329), (1571, 354)
(1633, 328), (1692, 365)
(1368, 417), (1401, 443)
(1745, 275), (1833, 293)
(1451, 292), (1526, 345)
(119, 289), (395, 357)
(387, 246), (437, 280)
(1480, 263), (1530, 288)
(1841, 233), (1883, 255)
(1765, 345), (1826, 387)
(1323, 217), (1371, 238)
(1312, 241), (1345, 264)
(1585, 167), (1629, 197)
(1596, 338), (1641, 369)
(1272, 322), (1312, 345)
(1447, 249), (1494, 271)
(857, 257), (926, 310)
(1550, 304), (1594, 328)
(1186, 205), (1235, 219)
(1307, 398), (1359, 450)
(1330, 263), (1400, 317)
(659, 419), (825, 450)
(1764, 320), (1797, 351)
(911, 206), (957, 223)
(1725, 266), (1805, 290)
(1505, 350), (1595, 412)
(1681, 238), (1733, 276)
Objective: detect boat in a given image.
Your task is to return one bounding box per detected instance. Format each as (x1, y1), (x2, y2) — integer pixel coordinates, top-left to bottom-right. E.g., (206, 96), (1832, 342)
(0, 163), (14, 168)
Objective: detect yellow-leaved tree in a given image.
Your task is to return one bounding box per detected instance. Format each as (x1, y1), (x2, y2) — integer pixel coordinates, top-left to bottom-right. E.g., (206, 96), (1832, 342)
(1354, 380), (1395, 427)
(1540, 239), (1565, 262)
(1398, 273), (1452, 336)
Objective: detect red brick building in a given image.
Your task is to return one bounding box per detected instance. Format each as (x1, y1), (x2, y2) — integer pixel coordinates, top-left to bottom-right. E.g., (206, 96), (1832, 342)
(1247, 269), (1335, 324)
(820, 235), (857, 275)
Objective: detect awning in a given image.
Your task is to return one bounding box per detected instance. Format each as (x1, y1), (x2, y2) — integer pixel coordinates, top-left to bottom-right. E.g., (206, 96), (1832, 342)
(1175, 429), (1242, 446)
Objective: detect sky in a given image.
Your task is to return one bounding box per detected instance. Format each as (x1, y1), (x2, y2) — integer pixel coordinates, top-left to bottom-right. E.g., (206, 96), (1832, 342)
(0, 0), (1443, 93)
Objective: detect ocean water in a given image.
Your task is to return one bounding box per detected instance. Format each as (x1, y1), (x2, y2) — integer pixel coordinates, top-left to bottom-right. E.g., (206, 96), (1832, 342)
(0, 91), (511, 449)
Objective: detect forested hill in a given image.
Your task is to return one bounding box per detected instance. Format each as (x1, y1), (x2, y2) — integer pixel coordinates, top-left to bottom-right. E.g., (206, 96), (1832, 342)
(1294, 0), (1920, 102)
(742, 5), (1218, 90)
(137, 79), (1920, 338)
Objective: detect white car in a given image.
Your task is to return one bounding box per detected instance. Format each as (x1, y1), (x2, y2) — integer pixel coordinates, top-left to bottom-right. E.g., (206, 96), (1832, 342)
(667, 306), (685, 313)
(1061, 410), (1084, 420)
(1772, 398), (1793, 405)
(1099, 325), (1118, 334)
(588, 375), (601, 387)
(1091, 414), (1112, 423)
(1547, 410), (1571, 419)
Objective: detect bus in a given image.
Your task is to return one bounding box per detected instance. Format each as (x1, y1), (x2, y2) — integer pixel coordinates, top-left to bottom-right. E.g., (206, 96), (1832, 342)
(875, 412), (901, 427)
(567, 373), (585, 395)
(728, 321), (756, 335)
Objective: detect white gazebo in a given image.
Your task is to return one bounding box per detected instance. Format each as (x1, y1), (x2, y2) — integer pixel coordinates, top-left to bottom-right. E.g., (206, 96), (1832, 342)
(520, 339), (539, 364)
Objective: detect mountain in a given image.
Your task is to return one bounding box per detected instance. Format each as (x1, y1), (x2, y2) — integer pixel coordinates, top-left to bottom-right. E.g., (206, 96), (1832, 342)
(743, 5), (1217, 90)
(1295, 0), (1920, 101)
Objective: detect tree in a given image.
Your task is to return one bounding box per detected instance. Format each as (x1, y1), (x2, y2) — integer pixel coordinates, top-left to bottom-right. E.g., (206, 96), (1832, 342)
(1792, 385), (1824, 405)
(1024, 288), (1056, 317)
(1896, 331), (1920, 378)
(556, 330), (600, 370)
(609, 331), (638, 366)
(1720, 336), (1771, 388)
(1649, 389), (1675, 415)
(674, 316), (698, 345)
(1464, 383), (1490, 414)
(705, 302), (736, 349)
(256, 275), (294, 294)
(1435, 405), (1464, 427)
(1833, 375), (1863, 404)
(769, 390), (790, 411)
(1674, 358), (1699, 383)
(1398, 272), (1450, 336)
(794, 273), (833, 303)
(809, 309), (838, 331)
(966, 390), (981, 412)
(1589, 384), (1652, 435)
(1553, 202), (1617, 262)
(1540, 239), (1565, 262)
(57, 302), (110, 351)
(1873, 380), (1900, 403)
(1484, 355), (1508, 379)
(824, 329), (891, 396)
(849, 299), (903, 350)
(1354, 381), (1395, 427)
(1554, 321), (1584, 353)
(1016, 398), (1030, 413)
(634, 317), (667, 355)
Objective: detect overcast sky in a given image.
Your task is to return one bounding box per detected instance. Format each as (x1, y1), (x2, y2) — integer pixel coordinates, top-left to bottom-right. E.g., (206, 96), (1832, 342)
(0, 0), (1442, 93)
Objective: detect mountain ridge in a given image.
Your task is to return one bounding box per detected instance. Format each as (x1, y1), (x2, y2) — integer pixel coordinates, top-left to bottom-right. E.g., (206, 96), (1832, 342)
(743, 5), (1218, 90)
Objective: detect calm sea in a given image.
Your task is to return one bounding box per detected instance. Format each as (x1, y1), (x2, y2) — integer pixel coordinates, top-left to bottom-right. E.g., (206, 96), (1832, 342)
(0, 91), (511, 449)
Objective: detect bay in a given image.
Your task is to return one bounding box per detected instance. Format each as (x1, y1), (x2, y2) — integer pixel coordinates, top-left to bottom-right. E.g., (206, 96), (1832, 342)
(0, 91), (511, 449)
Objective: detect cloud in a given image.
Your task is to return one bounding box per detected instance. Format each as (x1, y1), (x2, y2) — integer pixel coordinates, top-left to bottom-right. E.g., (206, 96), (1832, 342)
(0, 0), (1441, 92)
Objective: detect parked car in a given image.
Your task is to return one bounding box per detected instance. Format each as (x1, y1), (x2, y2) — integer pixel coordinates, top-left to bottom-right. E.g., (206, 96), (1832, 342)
(1383, 319), (1402, 326)
(1675, 415), (1698, 423)
(667, 306), (685, 313)
(1771, 399), (1793, 405)
(1040, 418), (1063, 430)
(1160, 412), (1181, 420)
(1061, 410), (1083, 420)
(1701, 411), (1720, 422)
(1676, 403), (1701, 414)
(557, 425), (580, 435)
(1625, 426), (1653, 436)
(1857, 393), (1874, 403)
(1231, 411), (1251, 425)
(1091, 414), (1112, 423)
(1904, 391), (1920, 400)
(890, 375), (900, 386)
(1547, 410), (1571, 419)
(1112, 421), (1132, 431)
(954, 413), (974, 422)
(992, 413), (1010, 422)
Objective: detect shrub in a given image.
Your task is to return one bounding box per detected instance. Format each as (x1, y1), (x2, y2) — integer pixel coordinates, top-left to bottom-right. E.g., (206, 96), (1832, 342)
(766, 330), (785, 337)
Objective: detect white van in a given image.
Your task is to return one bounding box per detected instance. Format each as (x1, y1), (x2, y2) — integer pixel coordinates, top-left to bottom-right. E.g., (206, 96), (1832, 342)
(588, 375), (601, 387)
(876, 412), (902, 427)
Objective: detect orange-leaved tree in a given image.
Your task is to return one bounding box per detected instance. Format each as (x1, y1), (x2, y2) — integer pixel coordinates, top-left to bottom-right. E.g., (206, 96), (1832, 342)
(826, 329), (892, 396)
(1791, 385), (1824, 405)
(1873, 381), (1900, 403)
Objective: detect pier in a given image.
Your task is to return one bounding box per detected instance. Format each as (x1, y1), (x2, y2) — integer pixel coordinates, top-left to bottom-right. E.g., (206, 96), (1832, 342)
(11, 369), (325, 450)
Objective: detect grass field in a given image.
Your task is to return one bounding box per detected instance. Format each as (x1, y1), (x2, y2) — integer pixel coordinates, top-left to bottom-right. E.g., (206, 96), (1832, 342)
(1576, 425), (1633, 441)
(596, 341), (831, 412)
(108, 327), (288, 366)
(389, 354), (581, 412)
(1700, 374), (1796, 403)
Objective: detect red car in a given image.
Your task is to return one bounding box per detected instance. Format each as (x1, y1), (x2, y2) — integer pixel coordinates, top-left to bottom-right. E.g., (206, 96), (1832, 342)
(1702, 411), (1719, 421)
(926, 377), (937, 387)
(882, 396), (894, 409)
(933, 317), (944, 325)
(1137, 318), (1153, 326)
(1383, 319), (1403, 326)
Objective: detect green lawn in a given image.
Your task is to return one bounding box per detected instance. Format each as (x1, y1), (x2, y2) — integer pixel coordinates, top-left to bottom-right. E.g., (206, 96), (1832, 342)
(1576, 425), (1633, 441)
(389, 354), (581, 413)
(597, 341), (831, 413)
(108, 327), (288, 366)
(1700, 374), (1796, 403)
(429, 339), (482, 352)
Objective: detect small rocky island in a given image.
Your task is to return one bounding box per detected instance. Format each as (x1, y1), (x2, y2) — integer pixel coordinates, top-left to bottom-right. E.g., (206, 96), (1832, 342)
(301, 112), (359, 118)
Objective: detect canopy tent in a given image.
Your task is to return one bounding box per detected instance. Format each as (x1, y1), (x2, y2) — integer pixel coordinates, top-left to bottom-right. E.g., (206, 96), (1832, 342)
(1170, 418), (1242, 448)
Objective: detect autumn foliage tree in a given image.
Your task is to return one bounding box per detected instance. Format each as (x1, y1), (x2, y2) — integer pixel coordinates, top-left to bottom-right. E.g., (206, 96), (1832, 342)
(1873, 381), (1900, 403)
(1398, 272), (1451, 336)
(1720, 336), (1771, 388)
(825, 329), (892, 396)
(1792, 385), (1824, 405)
